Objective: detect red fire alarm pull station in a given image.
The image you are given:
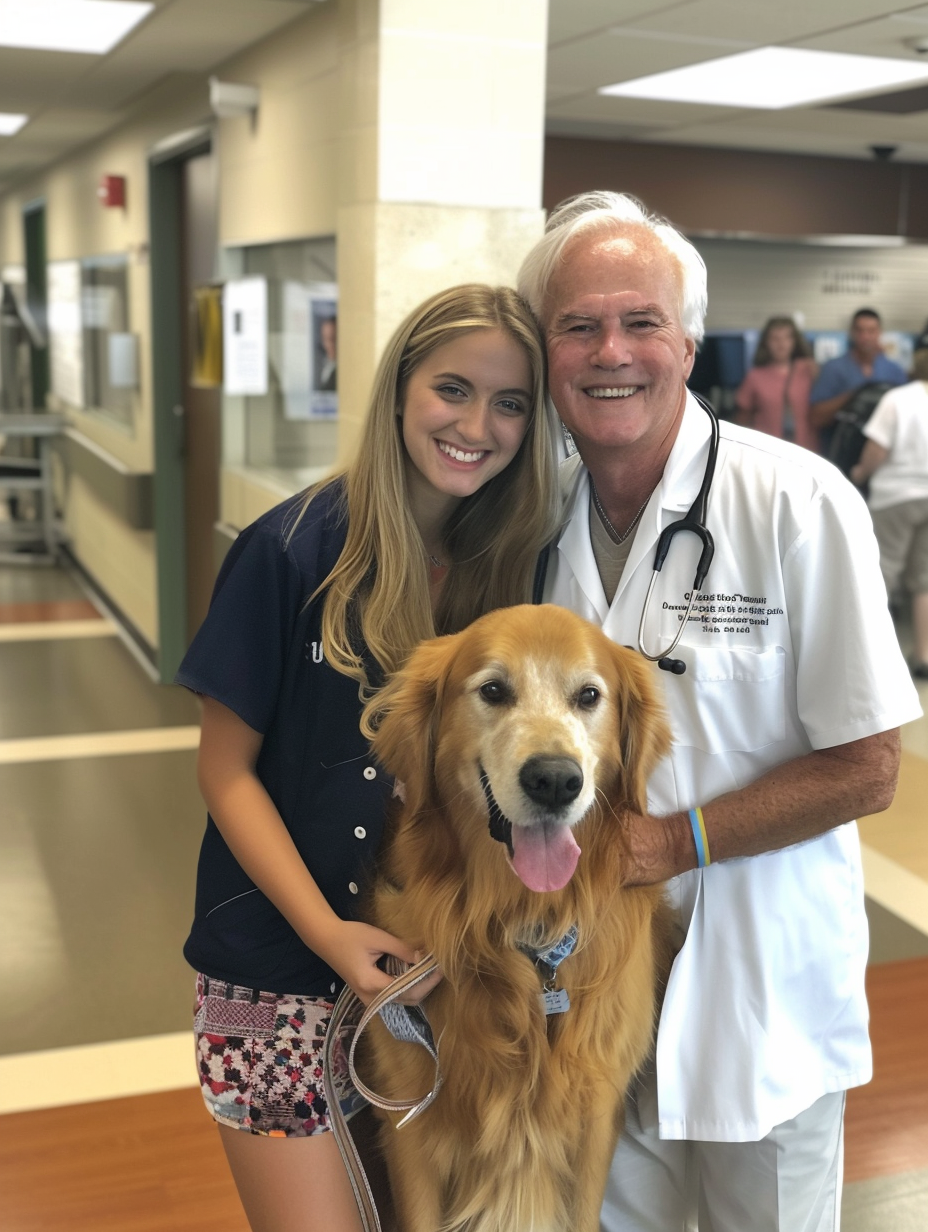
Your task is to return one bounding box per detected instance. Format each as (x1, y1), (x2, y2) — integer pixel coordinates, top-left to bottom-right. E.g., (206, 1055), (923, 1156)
(98, 175), (126, 208)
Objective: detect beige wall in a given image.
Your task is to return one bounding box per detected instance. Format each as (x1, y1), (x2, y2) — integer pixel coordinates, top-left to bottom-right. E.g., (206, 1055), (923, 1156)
(698, 237), (928, 335)
(333, 0), (548, 464)
(0, 0), (548, 654)
(215, 3), (340, 245)
(61, 473), (160, 646)
(0, 195), (25, 268)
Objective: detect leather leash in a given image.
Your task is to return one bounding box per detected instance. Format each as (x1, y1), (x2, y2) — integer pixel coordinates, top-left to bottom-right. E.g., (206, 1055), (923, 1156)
(323, 930), (575, 1231)
(322, 953), (441, 1232)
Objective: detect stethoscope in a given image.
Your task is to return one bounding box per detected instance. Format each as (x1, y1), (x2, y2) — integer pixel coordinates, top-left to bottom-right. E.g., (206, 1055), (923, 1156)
(637, 392), (719, 676)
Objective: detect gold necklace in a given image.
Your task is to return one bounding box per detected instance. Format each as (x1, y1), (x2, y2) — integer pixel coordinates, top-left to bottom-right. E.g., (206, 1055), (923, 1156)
(590, 482), (653, 545)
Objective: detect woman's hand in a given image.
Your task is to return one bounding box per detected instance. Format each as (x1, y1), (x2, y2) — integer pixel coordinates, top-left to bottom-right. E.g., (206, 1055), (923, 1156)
(315, 918), (443, 1006)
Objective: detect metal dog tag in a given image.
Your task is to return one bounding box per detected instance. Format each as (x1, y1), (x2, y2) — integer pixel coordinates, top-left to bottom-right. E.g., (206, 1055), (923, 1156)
(542, 988), (571, 1015)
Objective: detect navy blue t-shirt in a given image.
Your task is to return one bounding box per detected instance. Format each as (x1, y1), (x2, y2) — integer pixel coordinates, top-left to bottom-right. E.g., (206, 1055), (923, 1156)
(177, 481), (392, 996)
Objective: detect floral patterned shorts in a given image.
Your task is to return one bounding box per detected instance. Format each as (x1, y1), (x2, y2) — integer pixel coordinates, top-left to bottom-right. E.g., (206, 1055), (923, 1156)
(193, 973), (366, 1137)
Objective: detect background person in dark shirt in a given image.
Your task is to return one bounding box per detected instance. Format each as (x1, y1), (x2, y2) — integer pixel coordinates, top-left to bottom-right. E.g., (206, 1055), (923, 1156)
(809, 307), (907, 455)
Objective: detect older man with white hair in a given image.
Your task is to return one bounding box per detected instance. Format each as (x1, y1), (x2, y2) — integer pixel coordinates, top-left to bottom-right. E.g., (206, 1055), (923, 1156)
(519, 192), (921, 1232)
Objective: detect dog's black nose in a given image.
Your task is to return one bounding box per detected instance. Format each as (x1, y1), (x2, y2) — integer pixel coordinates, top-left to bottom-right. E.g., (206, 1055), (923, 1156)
(519, 756), (583, 809)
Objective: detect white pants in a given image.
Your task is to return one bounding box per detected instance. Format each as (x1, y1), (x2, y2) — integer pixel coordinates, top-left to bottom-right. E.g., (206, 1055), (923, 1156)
(600, 1083), (846, 1232)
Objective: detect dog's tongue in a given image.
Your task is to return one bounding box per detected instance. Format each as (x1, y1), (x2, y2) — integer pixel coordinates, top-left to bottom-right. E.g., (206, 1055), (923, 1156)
(510, 824), (581, 893)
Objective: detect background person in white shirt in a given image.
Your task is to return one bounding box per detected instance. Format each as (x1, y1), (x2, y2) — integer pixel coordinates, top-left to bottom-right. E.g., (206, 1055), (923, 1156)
(518, 190), (921, 1232)
(851, 348), (928, 678)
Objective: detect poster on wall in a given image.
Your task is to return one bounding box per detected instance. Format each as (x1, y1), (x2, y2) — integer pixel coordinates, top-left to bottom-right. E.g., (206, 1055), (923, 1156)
(223, 277), (268, 396)
(47, 259), (84, 408)
(882, 331), (914, 371)
(280, 281), (338, 420)
(81, 284), (117, 329)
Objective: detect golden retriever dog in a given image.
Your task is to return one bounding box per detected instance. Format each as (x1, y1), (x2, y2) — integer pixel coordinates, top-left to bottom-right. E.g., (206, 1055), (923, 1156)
(361, 603), (671, 1232)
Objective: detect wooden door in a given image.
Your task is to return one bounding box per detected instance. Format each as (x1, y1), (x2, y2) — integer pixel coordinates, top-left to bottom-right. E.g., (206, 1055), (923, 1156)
(179, 152), (221, 642)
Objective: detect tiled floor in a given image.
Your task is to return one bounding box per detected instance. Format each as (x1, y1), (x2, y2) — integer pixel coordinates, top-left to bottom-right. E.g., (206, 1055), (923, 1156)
(0, 561), (925, 1229)
(0, 565), (204, 1069)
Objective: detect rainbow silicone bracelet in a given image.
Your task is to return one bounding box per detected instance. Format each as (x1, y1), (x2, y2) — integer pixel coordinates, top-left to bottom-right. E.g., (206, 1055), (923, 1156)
(688, 807), (711, 868)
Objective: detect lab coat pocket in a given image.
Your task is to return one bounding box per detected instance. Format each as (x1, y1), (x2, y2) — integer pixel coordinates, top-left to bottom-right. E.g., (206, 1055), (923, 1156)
(670, 644), (787, 753)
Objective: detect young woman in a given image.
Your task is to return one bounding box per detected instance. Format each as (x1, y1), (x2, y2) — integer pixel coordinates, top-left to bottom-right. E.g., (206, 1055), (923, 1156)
(735, 316), (818, 449)
(176, 284), (559, 1232)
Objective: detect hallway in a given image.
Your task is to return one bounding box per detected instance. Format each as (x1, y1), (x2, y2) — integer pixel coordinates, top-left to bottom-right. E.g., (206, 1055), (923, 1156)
(0, 561), (925, 1230)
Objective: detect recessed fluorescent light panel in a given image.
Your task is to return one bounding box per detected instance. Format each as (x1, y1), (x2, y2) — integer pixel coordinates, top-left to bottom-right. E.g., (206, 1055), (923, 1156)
(0, 113), (28, 136)
(0, 0), (153, 55)
(599, 46), (928, 110)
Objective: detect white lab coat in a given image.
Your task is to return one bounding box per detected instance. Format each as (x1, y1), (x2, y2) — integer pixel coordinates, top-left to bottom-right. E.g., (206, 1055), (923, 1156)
(545, 394), (921, 1141)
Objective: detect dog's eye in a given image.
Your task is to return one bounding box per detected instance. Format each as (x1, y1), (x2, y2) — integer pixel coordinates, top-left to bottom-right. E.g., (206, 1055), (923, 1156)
(577, 686), (600, 710)
(479, 680), (509, 705)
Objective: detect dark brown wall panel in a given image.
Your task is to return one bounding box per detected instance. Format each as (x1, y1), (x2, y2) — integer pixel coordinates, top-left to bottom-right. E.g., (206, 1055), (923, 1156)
(543, 137), (924, 239)
(904, 165), (928, 239)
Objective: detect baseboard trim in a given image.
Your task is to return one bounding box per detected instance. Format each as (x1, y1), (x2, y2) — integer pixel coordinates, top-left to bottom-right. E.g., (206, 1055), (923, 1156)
(60, 546), (160, 682)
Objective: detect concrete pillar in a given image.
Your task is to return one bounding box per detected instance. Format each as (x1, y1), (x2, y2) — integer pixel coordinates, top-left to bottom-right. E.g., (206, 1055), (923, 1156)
(335, 0), (548, 462)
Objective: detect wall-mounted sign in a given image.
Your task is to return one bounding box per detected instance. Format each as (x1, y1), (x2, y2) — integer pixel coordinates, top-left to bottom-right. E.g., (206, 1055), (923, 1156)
(47, 260), (84, 408)
(223, 277), (267, 396)
(108, 333), (138, 389)
(818, 268), (879, 296)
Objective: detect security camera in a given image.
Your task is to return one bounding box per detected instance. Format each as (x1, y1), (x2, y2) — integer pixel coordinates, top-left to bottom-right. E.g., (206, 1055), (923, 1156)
(870, 145), (897, 161)
(903, 35), (928, 55)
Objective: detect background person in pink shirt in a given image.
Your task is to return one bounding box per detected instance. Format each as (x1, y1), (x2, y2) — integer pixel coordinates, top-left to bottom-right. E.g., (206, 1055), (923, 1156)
(735, 317), (818, 450)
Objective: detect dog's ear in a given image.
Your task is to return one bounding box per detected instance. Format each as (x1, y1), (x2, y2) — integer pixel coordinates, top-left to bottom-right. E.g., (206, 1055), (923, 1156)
(610, 644), (672, 815)
(363, 633), (458, 814)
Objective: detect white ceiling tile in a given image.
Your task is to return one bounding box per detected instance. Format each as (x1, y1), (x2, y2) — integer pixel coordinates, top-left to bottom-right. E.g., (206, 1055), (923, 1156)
(753, 105), (917, 134)
(797, 15), (928, 59)
(547, 29), (748, 94)
(547, 89), (737, 128)
(548, 0), (670, 47)
(621, 0), (927, 44)
(14, 109), (117, 141)
(642, 118), (928, 162)
(545, 117), (673, 142)
(103, 0), (313, 72)
(0, 147), (53, 171)
(0, 48), (96, 107)
(546, 84), (584, 104)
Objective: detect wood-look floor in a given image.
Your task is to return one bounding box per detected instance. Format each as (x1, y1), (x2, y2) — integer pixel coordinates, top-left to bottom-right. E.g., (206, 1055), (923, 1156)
(0, 957), (924, 1231)
(0, 1088), (248, 1232)
(0, 598), (101, 624)
(844, 957), (928, 1183)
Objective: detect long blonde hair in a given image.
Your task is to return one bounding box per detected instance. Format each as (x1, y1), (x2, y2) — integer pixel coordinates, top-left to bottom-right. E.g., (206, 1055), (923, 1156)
(298, 284), (559, 686)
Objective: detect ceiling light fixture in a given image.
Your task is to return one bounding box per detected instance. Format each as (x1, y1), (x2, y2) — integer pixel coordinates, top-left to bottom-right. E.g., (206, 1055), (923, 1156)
(599, 46), (928, 110)
(0, 113), (28, 136)
(0, 0), (153, 56)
